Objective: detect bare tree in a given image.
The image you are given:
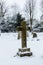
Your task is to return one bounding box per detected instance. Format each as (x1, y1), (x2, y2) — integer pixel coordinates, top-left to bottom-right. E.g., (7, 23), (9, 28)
(0, 0), (8, 23)
(41, 0), (43, 13)
(24, 0), (36, 31)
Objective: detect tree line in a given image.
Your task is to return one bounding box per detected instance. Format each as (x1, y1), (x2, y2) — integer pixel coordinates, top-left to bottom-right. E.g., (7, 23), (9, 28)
(0, 0), (43, 32)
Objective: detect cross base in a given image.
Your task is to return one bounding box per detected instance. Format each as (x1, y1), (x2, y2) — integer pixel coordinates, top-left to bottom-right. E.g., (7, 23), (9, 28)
(17, 48), (32, 57)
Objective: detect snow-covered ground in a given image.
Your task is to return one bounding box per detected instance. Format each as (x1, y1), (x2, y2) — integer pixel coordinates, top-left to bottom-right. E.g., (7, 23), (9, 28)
(0, 32), (43, 65)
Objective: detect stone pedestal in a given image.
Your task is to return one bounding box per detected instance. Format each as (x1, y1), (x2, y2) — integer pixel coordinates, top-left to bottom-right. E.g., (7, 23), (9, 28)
(17, 48), (32, 57)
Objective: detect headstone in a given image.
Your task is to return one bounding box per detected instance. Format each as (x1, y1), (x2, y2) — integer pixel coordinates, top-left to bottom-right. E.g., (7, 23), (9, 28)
(32, 32), (37, 38)
(17, 21), (32, 57)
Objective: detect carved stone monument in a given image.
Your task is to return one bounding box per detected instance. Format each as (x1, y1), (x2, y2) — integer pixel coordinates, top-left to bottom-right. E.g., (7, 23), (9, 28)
(17, 21), (32, 57)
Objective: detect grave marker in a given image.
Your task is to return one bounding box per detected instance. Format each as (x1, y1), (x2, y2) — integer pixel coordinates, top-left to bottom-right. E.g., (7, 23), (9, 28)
(17, 21), (32, 57)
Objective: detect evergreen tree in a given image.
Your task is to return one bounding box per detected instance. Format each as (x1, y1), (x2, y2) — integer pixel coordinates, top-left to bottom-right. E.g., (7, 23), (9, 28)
(16, 12), (25, 26)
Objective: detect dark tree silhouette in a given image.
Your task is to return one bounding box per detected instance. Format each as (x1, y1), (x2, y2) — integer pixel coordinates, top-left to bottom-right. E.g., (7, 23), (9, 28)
(16, 12), (25, 26)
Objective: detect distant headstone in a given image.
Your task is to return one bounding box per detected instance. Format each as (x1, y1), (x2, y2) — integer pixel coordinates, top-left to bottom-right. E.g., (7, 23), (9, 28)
(32, 32), (37, 38)
(17, 21), (32, 57)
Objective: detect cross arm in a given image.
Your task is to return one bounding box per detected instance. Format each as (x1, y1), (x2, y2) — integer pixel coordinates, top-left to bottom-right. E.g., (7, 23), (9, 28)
(16, 26), (23, 31)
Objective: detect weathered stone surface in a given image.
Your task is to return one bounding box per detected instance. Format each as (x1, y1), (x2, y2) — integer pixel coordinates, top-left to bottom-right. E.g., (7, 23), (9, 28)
(17, 48), (32, 57)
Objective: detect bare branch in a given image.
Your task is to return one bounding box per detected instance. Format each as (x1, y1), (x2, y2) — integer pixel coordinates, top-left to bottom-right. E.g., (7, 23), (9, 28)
(24, 0), (36, 31)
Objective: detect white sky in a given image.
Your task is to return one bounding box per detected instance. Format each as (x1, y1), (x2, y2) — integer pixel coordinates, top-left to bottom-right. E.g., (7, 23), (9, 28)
(6, 0), (26, 9)
(5, 0), (41, 20)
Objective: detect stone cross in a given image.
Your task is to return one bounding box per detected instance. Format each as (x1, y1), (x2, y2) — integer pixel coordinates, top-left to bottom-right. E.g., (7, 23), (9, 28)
(17, 21), (32, 57)
(17, 21), (27, 48)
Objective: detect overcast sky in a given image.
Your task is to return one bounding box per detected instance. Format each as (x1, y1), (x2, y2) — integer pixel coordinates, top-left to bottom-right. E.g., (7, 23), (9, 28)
(5, 0), (41, 20)
(6, 0), (26, 9)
